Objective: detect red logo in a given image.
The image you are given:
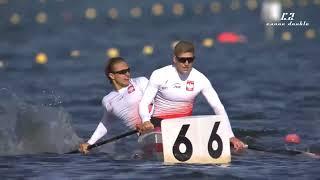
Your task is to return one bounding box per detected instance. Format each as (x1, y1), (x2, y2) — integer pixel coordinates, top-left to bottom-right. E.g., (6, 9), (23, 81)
(186, 81), (194, 91)
(127, 84), (135, 94)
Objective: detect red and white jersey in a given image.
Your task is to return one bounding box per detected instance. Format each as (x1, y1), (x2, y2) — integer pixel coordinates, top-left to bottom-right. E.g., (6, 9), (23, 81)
(139, 65), (234, 138)
(88, 77), (149, 145)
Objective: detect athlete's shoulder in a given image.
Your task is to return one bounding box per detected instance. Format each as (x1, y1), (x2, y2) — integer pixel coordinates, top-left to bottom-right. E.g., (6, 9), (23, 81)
(191, 67), (208, 79)
(150, 65), (173, 81)
(191, 68), (212, 88)
(153, 65), (174, 74)
(131, 77), (149, 90)
(131, 77), (149, 84)
(102, 91), (118, 105)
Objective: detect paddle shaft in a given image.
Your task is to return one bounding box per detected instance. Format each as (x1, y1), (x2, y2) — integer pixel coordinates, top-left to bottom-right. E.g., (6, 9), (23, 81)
(69, 130), (305, 156)
(87, 130), (138, 150)
(247, 145), (303, 155)
(67, 129), (138, 154)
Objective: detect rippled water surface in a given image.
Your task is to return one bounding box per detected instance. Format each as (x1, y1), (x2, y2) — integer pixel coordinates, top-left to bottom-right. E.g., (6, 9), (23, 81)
(0, 1), (320, 179)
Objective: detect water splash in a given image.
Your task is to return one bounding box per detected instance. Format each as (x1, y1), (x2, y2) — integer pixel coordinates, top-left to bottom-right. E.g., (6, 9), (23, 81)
(0, 88), (82, 155)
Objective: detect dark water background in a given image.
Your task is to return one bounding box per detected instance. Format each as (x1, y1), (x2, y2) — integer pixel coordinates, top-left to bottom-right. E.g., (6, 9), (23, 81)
(0, 1), (320, 179)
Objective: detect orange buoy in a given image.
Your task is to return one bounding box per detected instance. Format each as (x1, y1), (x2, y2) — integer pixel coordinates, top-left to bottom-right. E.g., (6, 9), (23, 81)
(217, 32), (247, 43)
(284, 134), (301, 144)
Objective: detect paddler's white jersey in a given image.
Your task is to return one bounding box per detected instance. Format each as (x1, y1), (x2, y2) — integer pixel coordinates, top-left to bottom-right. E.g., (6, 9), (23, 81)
(139, 65), (234, 138)
(87, 77), (149, 145)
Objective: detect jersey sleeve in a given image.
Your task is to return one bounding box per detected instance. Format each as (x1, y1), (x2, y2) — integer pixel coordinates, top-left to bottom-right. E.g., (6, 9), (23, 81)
(87, 96), (112, 145)
(200, 75), (235, 138)
(139, 70), (161, 123)
(87, 110), (110, 145)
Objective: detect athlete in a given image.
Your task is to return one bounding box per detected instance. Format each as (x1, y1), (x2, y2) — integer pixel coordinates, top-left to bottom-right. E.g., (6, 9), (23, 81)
(138, 41), (246, 151)
(79, 57), (149, 154)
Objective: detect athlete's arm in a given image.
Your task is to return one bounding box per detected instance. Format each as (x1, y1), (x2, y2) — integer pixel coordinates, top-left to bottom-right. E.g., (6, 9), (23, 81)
(139, 71), (161, 123)
(201, 86), (228, 117)
(201, 77), (235, 138)
(139, 84), (158, 123)
(87, 111), (109, 145)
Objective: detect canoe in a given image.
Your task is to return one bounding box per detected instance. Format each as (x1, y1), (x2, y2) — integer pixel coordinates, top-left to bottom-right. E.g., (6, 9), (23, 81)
(138, 130), (163, 160)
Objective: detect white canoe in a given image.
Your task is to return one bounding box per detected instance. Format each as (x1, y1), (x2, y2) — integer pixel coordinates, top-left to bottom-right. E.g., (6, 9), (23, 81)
(137, 130), (163, 160)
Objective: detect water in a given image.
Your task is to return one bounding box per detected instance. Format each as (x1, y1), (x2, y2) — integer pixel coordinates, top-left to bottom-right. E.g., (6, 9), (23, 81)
(1, 1), (320, 179)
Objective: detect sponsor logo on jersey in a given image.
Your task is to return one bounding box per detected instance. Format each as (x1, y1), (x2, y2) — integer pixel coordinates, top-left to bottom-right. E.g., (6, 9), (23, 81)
(186, 81), (194, 91)
(161, 80), (169, 90)
(173, 83), (181, 88)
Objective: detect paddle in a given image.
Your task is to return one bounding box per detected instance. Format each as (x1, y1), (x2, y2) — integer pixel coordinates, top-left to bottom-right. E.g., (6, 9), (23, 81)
(67, 129), (138, 154)
(246, 145), (303, 155)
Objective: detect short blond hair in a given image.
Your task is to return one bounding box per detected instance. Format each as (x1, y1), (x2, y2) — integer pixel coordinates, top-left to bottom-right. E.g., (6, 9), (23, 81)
(174, 41), (194, 56)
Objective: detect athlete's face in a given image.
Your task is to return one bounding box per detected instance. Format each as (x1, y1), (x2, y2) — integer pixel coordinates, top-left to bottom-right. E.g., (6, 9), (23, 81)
(109, 62), (131, 90)
(173, 52), (194, 75)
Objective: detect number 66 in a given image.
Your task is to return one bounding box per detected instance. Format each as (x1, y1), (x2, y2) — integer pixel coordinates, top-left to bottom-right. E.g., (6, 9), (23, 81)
(172, 122), (223, 162)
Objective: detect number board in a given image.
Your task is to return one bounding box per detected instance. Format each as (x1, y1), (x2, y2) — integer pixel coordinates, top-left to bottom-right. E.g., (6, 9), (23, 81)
(161, 115), (231, 164)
